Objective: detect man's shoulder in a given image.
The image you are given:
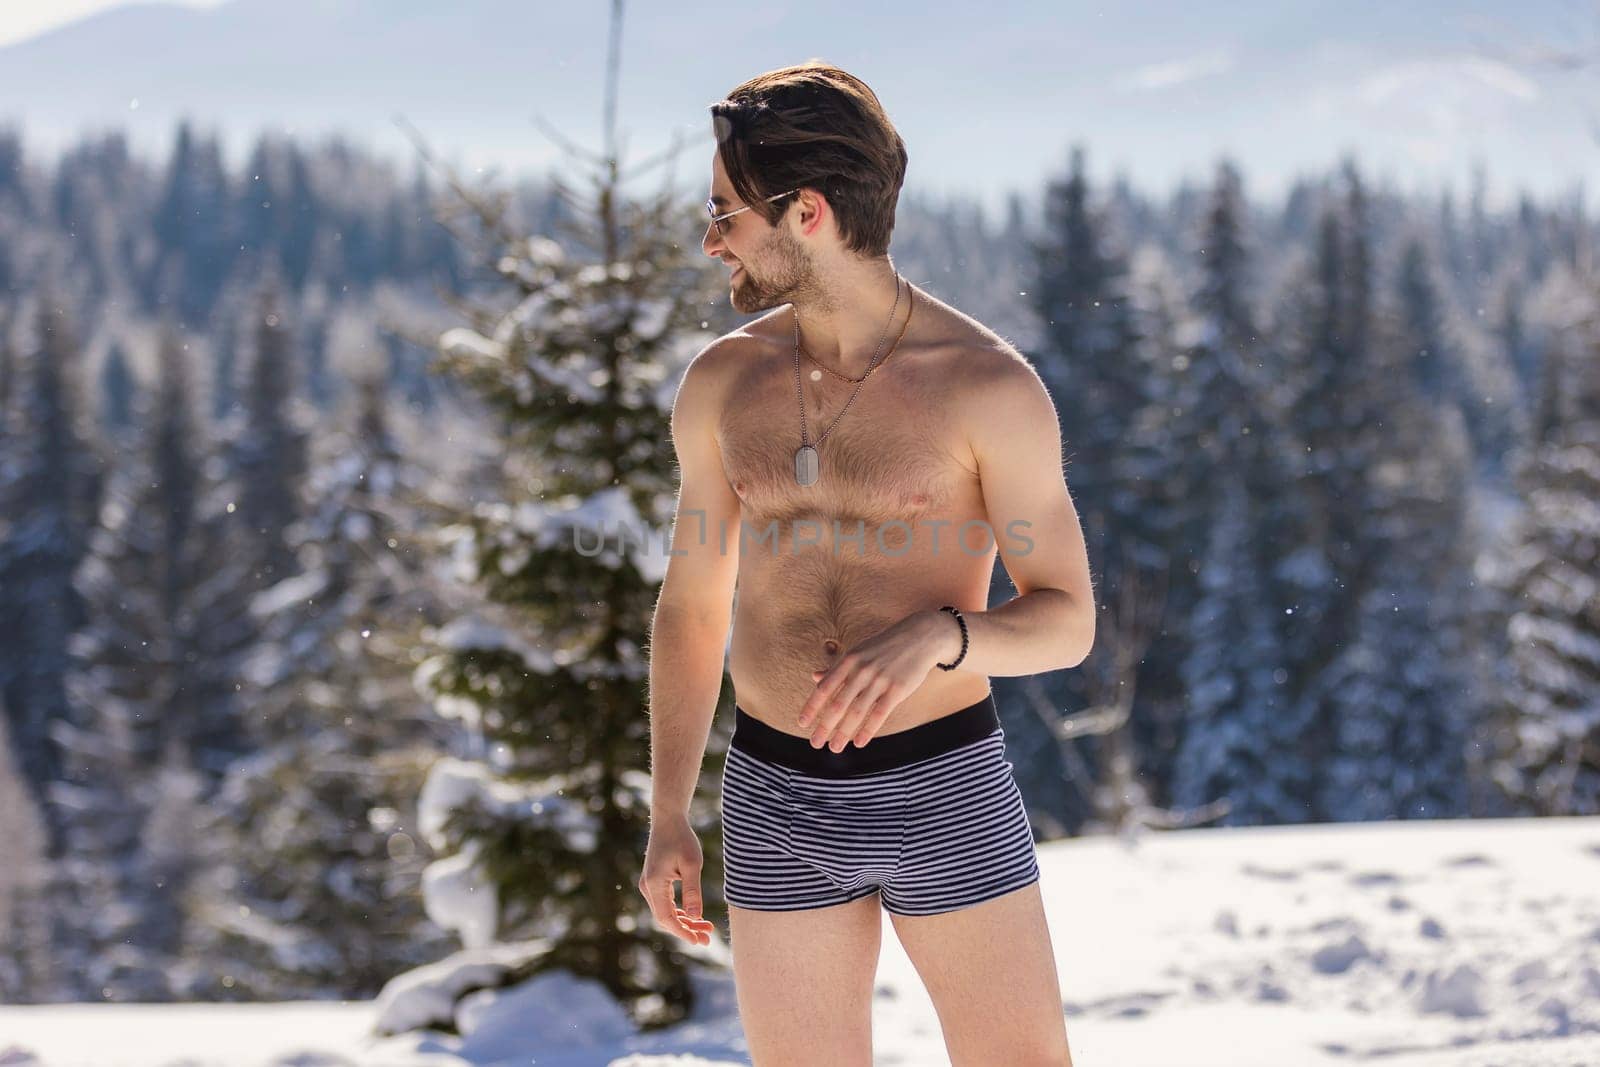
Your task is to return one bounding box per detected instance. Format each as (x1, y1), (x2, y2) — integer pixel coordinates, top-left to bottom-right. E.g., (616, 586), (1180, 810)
(957, 337), (1038, 385)
(940, 324), (1044, 401)
(909, 300), (1052, 474)
(674, 318), (785, 434)
(915, 291), (1038, 384)
(919, 298), (1045, 397)
(950, 343), (1052, 455)
(689, 311), (789, 377)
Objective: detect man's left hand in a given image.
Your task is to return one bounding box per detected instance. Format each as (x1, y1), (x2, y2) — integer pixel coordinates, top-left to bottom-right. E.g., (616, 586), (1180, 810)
(798, 610), (952, 751)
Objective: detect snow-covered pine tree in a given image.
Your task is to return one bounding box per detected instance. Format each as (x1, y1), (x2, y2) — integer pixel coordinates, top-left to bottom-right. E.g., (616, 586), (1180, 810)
(185, 369), (454, 1000)
(1317, 233), (1477, 821)
(1486, 282), (1600, 815)
(397, 86), (730, 1030)
(0, 292), (101, 847)
(1166, 160), (1307, 824)
(1276, 164), (1391, 820)
(55, 316), (255, 998)
(1171, 471), (1294, 822)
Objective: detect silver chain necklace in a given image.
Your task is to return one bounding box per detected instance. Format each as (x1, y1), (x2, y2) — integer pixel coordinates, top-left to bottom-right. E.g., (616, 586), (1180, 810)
(792, 272), (906, 486)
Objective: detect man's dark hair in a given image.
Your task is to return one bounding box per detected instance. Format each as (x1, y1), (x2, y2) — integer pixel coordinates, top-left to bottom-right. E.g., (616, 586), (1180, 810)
(709, 61), (908, 259)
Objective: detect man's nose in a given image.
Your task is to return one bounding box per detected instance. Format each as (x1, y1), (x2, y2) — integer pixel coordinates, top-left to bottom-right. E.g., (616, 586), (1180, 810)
(701, 220), (723, 258)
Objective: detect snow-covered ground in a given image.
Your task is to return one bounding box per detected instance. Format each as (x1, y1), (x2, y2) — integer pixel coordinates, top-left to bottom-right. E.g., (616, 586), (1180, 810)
(3, 815), (1597, 1067)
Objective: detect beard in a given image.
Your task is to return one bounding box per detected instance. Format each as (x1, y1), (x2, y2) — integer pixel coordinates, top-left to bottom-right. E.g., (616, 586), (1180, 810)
(730, 224), (816, 315)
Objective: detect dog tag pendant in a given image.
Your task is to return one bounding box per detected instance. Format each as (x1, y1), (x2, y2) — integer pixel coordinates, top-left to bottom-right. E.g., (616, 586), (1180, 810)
(794, 444), (820, 486)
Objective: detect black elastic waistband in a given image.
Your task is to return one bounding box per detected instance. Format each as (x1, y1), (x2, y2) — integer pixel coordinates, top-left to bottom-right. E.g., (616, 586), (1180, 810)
(731, 693), (1000, 778)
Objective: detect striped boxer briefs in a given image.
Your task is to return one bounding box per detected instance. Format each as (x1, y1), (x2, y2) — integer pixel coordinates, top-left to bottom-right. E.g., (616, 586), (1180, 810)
(719, 691), (1041, 916)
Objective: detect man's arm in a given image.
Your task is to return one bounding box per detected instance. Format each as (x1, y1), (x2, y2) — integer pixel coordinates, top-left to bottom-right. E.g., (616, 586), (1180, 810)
(937, 348), (1096, 674)
(646, 341), (741, 814)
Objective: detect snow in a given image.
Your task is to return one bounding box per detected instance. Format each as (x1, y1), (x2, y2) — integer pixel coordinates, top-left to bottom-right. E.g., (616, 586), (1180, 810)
(436, 327), (506, 365)
(418, 616), (558, 677)
(416, 760), (493, 849)
(432, 486), (680, 590)
(415, 757), (599, 946)
(503, 486), (673, 584)
(449, 974), (635, 1059)
(2, 815), (1597, 1066)
(249, 569), (330, 620)
(419, 843), (498, 950)
(416, 757), (598, 855)
(437, 320), (611, 407)
(410, 611), (649, 722)
(369, 941), (551, 1036)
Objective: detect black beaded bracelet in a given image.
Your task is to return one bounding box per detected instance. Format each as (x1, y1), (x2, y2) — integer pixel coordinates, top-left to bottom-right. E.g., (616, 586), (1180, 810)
(935, 605), (968, 671)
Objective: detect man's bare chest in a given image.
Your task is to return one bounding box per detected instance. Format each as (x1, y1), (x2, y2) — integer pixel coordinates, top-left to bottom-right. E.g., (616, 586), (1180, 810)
(715, 347), (981, 535)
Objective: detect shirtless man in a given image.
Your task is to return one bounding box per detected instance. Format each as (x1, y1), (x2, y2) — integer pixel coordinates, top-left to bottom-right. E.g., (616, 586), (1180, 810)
(640, 62), (1093, 1066)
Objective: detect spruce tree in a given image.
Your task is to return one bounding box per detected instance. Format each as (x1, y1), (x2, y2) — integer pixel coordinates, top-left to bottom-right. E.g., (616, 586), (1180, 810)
(1172, 472), (1294, 821)
(1318, 234), (1478, 820)
(1277, 163), (1391, 819)
(1487, 300), (1600, 814)
(1167, 161), (1307, 823)
(0, 293), (101, 843)
(185, 372), (453, 999)
(398, 28), (731, 1028)
(56, 317), (251, 997)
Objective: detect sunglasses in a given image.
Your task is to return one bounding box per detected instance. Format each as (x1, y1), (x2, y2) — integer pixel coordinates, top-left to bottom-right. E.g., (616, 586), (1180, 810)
(705, 188), (800, 235)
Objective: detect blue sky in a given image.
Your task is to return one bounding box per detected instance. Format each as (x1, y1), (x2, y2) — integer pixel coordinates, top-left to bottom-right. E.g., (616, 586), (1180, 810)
(1, 0), (1595, 217)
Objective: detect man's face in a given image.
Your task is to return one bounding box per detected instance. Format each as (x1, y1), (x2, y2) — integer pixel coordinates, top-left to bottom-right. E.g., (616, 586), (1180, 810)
(704, 150), (813, 315)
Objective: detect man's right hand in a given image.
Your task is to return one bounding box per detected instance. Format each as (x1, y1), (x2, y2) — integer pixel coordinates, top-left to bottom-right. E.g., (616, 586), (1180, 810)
(639, 811), (715, 946)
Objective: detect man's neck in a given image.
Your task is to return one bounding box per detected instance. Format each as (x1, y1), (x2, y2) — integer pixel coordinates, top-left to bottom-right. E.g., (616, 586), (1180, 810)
(792, 261), (909, 380)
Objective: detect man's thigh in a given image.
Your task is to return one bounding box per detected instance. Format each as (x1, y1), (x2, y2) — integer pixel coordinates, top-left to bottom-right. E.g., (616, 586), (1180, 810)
(889, 881), (1074, 1067)
(728, 892), (883, 1067)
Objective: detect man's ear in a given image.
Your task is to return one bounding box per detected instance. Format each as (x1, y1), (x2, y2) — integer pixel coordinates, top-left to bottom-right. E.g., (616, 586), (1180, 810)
(795, 188), (828, 237)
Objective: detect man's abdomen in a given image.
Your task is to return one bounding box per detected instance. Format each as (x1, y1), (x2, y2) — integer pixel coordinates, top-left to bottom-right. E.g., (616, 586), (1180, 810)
(726, 532), (995, 737)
